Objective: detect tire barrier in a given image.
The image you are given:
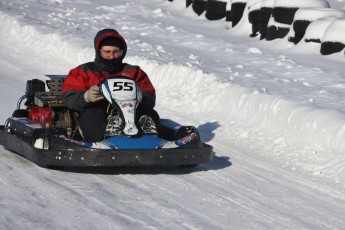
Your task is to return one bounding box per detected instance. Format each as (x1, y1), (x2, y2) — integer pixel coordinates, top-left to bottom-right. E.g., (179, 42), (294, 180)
(267, 5), (298, 41)
(172, 0), (345, 56)
(289, 8), (345, 44)
(266, 0), (330, 41)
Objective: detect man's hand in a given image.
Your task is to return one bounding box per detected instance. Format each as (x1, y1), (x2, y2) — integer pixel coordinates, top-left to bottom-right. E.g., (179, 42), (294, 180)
(84, 85), (104, 103)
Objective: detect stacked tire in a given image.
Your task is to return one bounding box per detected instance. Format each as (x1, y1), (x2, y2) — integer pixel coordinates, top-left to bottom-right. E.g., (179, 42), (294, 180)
(179, 0), (345, 56)
(205, 0), (227, 20)
(289, 8), (345, 44)
(248, 1), (263, 37)
(258, 0), (274, 40)
(321, 19), (345, 55)
(231, 0), (248, 27)
(192, 0), (207, 16)
(186, 0), (193, 8)
(303, 17), (337, 44)
(266, 0), (330, 41)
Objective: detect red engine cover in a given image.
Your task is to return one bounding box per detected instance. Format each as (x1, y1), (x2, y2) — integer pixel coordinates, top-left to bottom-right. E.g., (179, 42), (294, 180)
(28, 106), (53, 128)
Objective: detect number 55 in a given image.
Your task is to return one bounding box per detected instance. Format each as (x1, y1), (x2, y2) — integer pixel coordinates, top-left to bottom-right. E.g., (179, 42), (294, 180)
(113, 81), (134, 91)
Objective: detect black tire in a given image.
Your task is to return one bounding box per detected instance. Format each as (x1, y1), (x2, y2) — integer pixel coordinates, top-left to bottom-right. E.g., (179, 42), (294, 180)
(259, 7), (273, 22)
(205, 0), (227, 21)
(249, 9), (260, 37)
(320, 41), (345, 55)
(192, 0), (207, 16)
(272, 7), (299, 25)
(266, 26), (290, 41)
(250, 22), (260, 37)
(186, 0), (193, 8)
(293, 20), (311, 38)
(259, 24), (268, 40)
(248, 9), (260, 24)
(288, 35), (303, 44)
(258, 7), (273, 39)
(305, 38), (321, 43)
(231, 2), (246, 27)
(289, 20), (311, 44)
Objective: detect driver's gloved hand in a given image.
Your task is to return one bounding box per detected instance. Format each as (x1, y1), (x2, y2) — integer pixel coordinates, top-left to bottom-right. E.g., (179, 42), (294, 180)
(84, 85), (104, 103)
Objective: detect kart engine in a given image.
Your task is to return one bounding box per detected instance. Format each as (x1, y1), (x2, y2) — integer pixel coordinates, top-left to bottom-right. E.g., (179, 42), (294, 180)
(23, 76), (73, 135)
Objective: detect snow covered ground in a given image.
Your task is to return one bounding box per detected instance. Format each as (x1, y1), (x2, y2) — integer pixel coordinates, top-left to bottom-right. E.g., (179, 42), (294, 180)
(1, 0), (345, 229)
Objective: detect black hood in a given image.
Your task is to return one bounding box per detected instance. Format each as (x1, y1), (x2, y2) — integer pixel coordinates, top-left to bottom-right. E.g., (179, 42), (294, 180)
(94, 28), (127, 72)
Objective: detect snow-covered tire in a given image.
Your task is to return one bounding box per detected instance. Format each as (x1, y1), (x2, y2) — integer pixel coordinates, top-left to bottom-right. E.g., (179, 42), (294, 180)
(273, 7), (298, 25)
(320, 41), (345, 55)
(266, 26), (289, 41)
(258, 7), (273, 40)
(231, 2), (246, 27)
(205, 0), (227, 20)
(293, 20), (311, 38)
(289, 20), (311, 44)
(320, 19), (345, 55)
(249, 9), (261, 37)
(192, 0), (207, 16)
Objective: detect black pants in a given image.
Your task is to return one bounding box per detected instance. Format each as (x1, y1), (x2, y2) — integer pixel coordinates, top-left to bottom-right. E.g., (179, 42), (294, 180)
(78, 104), (160, 142)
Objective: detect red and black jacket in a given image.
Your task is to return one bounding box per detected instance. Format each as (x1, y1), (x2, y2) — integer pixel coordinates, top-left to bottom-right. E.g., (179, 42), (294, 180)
(62, 29), (156, 112)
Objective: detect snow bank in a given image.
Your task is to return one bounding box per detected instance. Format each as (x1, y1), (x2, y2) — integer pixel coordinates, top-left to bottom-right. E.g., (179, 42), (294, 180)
(126, 56), (345, 155)
(0, 11), (92, 75)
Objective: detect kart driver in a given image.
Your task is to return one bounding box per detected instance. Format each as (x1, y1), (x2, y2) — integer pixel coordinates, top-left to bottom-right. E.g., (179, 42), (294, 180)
(62, 28), (159, 142)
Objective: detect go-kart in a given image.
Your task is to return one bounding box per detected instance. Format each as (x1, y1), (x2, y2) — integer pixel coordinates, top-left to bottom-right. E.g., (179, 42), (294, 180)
(0, 75), (213, 168)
